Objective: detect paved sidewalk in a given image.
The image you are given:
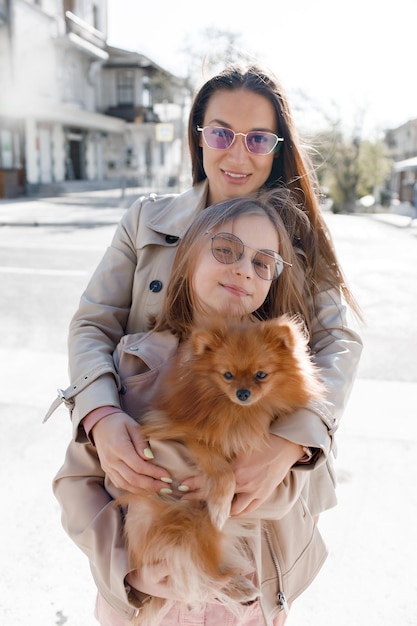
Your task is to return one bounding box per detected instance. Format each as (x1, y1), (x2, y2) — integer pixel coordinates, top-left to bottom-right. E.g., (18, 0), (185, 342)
(1, 189), (417, 230)
(369, 211), (417, 229)
(0, 186), (156, 227)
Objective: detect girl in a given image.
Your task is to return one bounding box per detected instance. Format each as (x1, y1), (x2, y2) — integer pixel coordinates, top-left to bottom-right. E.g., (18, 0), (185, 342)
(47, 62), (362, 622)
(54, 190), (328, 625)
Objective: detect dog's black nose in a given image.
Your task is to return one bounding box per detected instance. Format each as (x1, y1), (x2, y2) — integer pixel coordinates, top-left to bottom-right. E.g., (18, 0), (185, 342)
(236, 388), (251, 402)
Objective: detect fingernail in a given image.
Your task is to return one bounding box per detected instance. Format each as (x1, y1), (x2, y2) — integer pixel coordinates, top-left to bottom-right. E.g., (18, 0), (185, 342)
(178, 484), (190, 492)
(159, 487), (173, 494)
(161, 477), (173, 484)
(143, 447), (154, 459)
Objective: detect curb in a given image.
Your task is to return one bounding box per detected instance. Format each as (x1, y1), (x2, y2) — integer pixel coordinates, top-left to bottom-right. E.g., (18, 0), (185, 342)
(367, 213), (417, 228)
(0, 218), (123, 228)
(0, 199), (416, 229)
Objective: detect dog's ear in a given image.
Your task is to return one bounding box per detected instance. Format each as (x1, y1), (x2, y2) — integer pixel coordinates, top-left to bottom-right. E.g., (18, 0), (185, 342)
(191, 329), (217, 355)
(191, 319), (227, 355)
(263, 316), (299, 351)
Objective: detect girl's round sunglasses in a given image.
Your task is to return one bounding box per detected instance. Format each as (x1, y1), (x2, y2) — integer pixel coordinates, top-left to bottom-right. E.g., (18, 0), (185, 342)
(210, 232), (292, 281)
(197, 125), (284, 155)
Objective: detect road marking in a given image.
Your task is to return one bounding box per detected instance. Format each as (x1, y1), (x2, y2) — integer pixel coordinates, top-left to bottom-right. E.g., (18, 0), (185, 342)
(0, 266), (87, 276)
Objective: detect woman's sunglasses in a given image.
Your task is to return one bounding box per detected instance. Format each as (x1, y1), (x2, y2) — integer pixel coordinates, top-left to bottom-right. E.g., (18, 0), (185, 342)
(210, 232), (291, 281)
(197, 125), (284, 155)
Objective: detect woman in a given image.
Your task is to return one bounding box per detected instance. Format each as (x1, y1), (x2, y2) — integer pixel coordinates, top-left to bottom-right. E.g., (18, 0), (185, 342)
(47, 62), (362, 621)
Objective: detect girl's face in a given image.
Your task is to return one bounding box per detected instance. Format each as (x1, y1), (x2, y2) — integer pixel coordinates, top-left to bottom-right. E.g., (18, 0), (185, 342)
(192, 214), (279, 321)
(201, 89), (278, 206)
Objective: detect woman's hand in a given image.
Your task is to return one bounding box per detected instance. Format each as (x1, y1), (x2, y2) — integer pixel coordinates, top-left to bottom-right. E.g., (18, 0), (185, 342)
(92, 412), (173, 493)
(230, 435), (303, 517)
(126, 563), (178, 600)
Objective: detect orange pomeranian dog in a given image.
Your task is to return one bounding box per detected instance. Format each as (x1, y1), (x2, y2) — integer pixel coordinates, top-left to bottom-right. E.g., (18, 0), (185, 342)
(118, 315), (325, 624)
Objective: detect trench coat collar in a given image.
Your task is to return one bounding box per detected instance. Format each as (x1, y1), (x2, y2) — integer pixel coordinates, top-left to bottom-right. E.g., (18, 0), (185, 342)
(146, 180), (209, 237)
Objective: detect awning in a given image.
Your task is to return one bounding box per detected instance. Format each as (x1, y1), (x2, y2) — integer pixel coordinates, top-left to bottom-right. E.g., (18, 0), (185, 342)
(0, 98), (126, 133)
(33, 104), (126, 133)
(394, 156), (417, 172)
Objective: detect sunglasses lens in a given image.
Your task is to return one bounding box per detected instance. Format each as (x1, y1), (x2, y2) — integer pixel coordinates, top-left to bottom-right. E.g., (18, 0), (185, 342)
(211, 234), (242, 264)
(203, 127), (234, 150)
(253, 251), (282, 280)
(246, 132), (279, 155)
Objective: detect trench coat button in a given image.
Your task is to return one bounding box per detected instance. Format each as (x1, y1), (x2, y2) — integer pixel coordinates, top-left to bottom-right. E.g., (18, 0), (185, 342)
(165, 235), (179, 244)
(120, 385), (127, 395)
(149, 279), (163, 293)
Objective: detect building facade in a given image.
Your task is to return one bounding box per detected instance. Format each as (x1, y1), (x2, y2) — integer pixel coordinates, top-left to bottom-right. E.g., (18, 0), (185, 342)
(0, 0), (187, 197)
(385, 119), (417, 205)
(101, 46), (186, 190)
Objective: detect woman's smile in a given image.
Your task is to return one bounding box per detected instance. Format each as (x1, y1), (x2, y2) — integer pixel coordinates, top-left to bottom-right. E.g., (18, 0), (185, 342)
(221, 169), (251, 182)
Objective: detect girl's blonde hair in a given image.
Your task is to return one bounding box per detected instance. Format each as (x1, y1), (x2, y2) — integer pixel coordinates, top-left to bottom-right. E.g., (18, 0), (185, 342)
(153, 189), (315, 340)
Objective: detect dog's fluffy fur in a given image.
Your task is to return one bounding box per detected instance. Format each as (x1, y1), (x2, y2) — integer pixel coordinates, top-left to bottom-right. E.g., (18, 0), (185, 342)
(118, 315), (324, 624)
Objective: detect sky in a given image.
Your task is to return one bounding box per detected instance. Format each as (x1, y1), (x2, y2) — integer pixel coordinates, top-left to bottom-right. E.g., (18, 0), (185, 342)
(107, 0), (416, 138)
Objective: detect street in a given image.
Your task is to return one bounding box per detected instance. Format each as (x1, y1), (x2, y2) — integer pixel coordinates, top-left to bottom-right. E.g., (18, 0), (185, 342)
(0, 198), (416, 625)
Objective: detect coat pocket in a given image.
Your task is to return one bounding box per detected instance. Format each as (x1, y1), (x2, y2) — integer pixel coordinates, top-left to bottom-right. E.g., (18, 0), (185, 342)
(260, 498), (328, 607)
(119, 368), (161, 420)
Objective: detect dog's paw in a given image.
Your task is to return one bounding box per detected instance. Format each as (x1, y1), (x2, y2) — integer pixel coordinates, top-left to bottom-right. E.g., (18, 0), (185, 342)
(208, 501), (231, 530)
(222, 576), (260, 604)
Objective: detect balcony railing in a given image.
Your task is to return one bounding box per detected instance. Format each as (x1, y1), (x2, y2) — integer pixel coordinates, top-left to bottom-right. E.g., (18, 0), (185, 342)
(60, 11), (108, 60)
(65, 10), (106, 50)
(105, 105), (161, 124)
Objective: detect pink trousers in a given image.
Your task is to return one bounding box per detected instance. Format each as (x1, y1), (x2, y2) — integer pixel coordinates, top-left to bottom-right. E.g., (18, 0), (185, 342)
(95, 593), (288, 626)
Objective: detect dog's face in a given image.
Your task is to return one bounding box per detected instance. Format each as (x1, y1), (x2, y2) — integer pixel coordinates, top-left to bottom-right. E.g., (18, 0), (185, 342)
(190, 317), (306, 408)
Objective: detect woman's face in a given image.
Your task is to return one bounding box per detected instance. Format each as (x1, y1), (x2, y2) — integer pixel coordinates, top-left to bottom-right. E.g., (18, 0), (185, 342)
(192, 214), (279, 321)
(201, 89), (278, 206)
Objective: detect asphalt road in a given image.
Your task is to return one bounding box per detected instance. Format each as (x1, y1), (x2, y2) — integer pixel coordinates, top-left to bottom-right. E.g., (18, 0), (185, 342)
(0, 194), (416, 625)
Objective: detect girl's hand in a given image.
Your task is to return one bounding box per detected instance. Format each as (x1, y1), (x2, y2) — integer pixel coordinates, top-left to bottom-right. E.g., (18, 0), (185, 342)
(92, 412), (173, 493)
(230, 435), (304, 517)
(126, 562), (178, 600)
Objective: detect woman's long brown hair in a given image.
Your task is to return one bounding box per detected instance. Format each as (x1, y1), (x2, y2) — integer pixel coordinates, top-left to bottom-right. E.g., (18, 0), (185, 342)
(187, 63), (361, 320)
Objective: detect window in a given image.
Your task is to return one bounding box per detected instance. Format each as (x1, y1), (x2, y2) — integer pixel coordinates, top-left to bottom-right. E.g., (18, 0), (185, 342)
(0, 0), (7, 21)
(0, 129), (13, 169)
(142, 75), (151, 107)
(117, 70), (134, 105)
(0, 128), (22, 169)
(63, 0), (75, 14)
(93, 3), (99, 30)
